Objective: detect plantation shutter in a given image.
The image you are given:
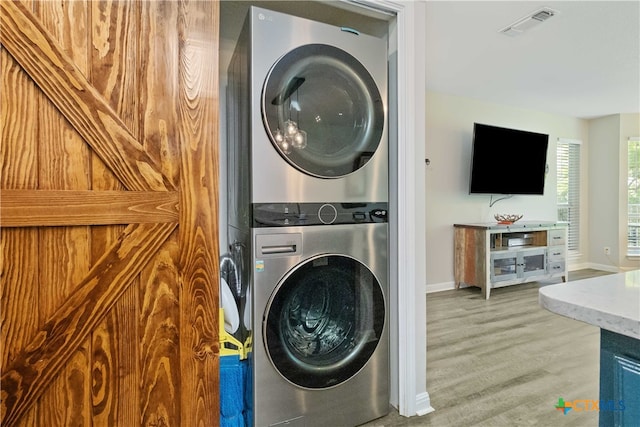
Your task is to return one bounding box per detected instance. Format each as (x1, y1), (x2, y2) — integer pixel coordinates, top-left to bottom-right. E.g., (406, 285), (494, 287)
(557, 139), (581, 252)
(628, 137), (640, 255)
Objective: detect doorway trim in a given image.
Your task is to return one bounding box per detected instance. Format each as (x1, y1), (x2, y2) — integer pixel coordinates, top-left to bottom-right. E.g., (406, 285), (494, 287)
(342, 0), (431, 417)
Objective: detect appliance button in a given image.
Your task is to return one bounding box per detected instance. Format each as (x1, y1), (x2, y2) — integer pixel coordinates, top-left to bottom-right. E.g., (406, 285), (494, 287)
(370, 209), (388, 221)
(318, 204), (338, 224)
(353, 212), (366, 221)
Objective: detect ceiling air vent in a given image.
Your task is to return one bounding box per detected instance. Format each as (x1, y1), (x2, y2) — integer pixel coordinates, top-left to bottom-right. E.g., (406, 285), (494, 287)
(531, 9), (554, 21)
(499, 7), (558, 37)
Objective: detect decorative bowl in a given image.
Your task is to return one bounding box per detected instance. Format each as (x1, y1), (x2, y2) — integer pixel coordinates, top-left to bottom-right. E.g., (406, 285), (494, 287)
(494, 214), (523, 225)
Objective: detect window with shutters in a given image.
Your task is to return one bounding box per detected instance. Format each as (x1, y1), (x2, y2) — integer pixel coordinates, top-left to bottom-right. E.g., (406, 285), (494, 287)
(628, 137), (640, 256)
(557, 139), (581, 252)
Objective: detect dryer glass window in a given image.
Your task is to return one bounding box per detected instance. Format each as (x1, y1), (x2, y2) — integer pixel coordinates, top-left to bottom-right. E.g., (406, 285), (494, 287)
(262, 44), (385, 178)
(264, 255), (385, 389)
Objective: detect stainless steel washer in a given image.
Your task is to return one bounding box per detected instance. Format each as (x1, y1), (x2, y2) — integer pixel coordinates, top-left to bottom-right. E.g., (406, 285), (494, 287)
(251, 203), (389, 426)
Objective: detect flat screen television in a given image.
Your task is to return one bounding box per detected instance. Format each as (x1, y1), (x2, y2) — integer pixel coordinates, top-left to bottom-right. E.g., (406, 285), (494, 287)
(469, 123), (549, 195)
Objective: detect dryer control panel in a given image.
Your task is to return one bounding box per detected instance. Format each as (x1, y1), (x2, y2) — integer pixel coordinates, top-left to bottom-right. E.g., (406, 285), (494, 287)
(252, 202), (387, 227)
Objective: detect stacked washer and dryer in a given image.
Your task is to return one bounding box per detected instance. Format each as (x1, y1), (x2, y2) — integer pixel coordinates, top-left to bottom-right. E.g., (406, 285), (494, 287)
(227, 7), (389, 427)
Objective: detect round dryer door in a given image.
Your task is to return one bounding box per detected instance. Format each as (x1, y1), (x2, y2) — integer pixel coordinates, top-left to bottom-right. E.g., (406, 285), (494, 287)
(264, 254), (385, 389)
(262, 44), (385, 178)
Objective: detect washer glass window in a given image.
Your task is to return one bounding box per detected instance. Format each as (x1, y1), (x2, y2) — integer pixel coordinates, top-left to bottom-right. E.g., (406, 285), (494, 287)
(262, 44), (385, 178)
(264, 255), (385, 389)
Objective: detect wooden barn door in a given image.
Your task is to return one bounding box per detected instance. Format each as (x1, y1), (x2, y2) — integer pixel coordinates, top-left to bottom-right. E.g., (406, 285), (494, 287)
(1, 1), (220, 425)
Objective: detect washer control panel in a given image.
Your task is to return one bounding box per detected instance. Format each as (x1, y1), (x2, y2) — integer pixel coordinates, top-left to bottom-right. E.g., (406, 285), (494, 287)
(252, 202), (388, 227)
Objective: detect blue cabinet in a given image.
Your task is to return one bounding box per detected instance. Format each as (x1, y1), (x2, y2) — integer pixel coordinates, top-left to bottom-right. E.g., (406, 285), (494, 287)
(600, 329), (640, 427)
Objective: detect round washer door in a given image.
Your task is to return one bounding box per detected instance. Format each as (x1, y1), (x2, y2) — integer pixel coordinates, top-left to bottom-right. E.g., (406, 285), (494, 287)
(264, 254), (385, 389)
(262, 44), (385, 178)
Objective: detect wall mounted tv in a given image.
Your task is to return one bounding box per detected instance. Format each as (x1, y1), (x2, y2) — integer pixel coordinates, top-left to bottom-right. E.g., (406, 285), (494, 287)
(469, 123), (549, 195)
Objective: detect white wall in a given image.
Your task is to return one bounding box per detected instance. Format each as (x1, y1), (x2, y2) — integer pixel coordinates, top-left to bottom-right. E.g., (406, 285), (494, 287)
(424, 91), (589, 290)
(588, 115), (621, 269)
(589, 113), (640, 271)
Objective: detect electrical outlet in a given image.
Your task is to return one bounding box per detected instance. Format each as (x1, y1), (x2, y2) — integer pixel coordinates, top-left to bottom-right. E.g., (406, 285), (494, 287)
(604, 247), (611, 255)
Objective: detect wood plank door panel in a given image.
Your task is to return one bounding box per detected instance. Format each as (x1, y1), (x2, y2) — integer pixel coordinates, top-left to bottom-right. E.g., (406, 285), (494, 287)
(89, 2), (141, 425)
(36, 2), (92, 423)
(175, 1), (220, 423)
(1, 26), (42, 425)
(0, 1), (220, 426)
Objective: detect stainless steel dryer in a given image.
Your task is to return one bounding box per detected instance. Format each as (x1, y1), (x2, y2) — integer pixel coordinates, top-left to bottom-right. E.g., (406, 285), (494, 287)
(251, 203), (389, 427)
(226, 6), (388, 210)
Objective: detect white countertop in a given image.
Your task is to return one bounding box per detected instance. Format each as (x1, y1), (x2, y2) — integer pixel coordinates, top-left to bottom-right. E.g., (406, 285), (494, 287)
(539, 270), (640, 340)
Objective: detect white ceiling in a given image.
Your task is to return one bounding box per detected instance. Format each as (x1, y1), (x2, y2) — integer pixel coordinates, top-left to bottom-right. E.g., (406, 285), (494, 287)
(425, 1), (640, 119)
(221, 1), (639, 119)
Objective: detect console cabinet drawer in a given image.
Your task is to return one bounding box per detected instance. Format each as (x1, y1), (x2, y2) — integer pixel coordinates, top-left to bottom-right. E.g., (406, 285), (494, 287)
(548, 229), (566, 246)
(548, 261), (565, 274)
(547, 246), (565, 261)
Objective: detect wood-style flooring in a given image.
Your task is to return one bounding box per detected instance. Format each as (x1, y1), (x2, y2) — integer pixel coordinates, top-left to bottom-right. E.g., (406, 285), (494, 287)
(360, 269), (614, 427)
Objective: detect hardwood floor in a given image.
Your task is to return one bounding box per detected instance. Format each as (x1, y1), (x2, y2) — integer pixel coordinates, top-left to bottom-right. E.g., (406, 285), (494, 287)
(360, 269), (614, 427)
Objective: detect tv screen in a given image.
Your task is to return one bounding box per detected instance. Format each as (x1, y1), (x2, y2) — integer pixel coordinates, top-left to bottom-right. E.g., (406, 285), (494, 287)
(469, 123), (549, 195)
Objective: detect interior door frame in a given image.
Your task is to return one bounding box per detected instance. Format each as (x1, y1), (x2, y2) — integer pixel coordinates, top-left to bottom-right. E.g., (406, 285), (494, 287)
(340, 0), (430, 417)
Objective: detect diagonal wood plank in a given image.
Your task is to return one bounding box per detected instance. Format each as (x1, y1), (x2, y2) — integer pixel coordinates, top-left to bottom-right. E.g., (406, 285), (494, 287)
(0, 0), (174, 192)
(0, 190), (179, 227)
(0, 221), (177, 426)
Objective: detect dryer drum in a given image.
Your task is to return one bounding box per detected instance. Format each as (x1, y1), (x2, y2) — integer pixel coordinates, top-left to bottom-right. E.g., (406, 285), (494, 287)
(264, 255), (385, 389)
(262, 44), (385, 178)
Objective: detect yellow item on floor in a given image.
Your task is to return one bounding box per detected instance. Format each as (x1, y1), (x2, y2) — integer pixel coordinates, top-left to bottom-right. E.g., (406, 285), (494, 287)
(219, 309), (245, 359)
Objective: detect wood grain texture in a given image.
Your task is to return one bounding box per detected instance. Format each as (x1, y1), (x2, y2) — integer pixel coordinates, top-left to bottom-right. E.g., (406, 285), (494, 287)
(1, 22), (42, 425)
(0, 222), (176, 426)
(34, 3), (92, 421)
(138, 2), (182, 425)
(533, 230), (547, 246)
(90, 289), (138, 426)
(139, 0), (180, 188)
(1, 190), (180, 226)
(454, 227), (486, 289)
(0, 49), (38, 190)
(0, 43), (40, 366)
(1, 229), (39, 367)
(176, 1), (220, 425)
(90, 0), (138, 131)
(88, 2), (140, 424)
(139, 238), (181, 426)
(90, 1), (139, 426)
(0, 0), (174, 192)
(1, 0), (221, 424)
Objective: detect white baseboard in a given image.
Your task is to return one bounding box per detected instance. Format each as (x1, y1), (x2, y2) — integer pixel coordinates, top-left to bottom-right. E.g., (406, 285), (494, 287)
(567, 262), (590, 271)
(586, 262), (621, 273)
(426, 263), (624, 293)
(415, 392), (435, 416)
(425, 281), (456, 294)
(571, 261), (620, 273)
